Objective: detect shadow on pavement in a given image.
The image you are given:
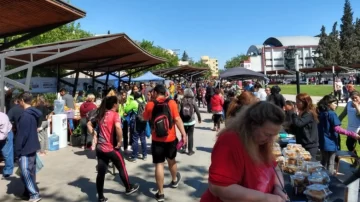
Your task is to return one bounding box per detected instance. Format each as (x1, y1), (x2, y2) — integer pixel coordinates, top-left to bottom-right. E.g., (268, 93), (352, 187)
(202, 119), (213, 123)
(73, 150), (97, 160)
(195, 126), (213, 131)
(196, 147), (212, 153)
(184, 176), (208, 198)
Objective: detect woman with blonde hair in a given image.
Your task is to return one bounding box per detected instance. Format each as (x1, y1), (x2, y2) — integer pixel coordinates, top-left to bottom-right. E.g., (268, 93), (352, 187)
(201, 102), (287, 202)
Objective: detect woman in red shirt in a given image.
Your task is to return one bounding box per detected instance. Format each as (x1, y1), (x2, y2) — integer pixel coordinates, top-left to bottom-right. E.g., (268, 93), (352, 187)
(201, 101), (288, 202)
(79, 94), (97, 149)
(211, 88), (224, 132)
(93, 96), (139, 202)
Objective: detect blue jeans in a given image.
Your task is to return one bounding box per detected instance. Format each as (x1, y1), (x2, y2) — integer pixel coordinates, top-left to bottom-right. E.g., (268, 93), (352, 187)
(0, 131), (14, 176)
(131, 131), (147, 158)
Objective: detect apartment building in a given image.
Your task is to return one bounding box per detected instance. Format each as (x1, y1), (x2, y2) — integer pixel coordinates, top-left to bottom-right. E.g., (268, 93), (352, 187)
(246, 36), (320, 74)
(201, 55), (219, 77)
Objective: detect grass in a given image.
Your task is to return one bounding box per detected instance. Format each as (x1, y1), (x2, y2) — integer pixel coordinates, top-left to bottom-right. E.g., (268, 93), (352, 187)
(276, 84), (360, 97)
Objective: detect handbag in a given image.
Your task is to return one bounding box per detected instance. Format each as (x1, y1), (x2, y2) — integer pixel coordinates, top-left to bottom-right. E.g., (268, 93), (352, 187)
(16, 154), (44, 176)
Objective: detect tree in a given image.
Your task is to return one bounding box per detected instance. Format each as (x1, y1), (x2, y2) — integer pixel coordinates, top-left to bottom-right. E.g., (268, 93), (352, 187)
(181, 51), (189, 61)
(224, 54), (249, 69)
(137, 40), (179, 76)
(340, 0), (357, 64)
(6, 22), (93, 79)
(355, 18), (360, 63)
(314, 25), (330, 67)
(189, 60), (209, 68)
(328, 22), (342, 65)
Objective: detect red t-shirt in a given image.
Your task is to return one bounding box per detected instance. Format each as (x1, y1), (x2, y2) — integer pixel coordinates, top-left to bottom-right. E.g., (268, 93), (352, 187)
(200, 131), (276, 202)
(97, 110), (121, 152)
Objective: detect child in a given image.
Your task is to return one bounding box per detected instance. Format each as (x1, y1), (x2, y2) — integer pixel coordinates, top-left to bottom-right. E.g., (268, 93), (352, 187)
(283, 100), (296, 134)
(317, 94), (360, 174)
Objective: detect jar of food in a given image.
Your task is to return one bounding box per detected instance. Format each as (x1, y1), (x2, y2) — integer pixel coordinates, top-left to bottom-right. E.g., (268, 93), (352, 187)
(291, 173), (306, 195)
(304, 184), (332, 202)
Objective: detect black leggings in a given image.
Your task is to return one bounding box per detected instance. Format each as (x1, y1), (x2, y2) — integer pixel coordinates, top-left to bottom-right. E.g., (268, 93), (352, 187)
(96, 149), (131, 199)
(122, 120), (129, 150)
(213, 114), (222, 129)
(184, 125), (195, 152)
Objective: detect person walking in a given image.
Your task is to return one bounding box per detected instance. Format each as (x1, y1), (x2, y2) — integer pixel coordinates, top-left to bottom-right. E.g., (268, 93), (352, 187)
(0, 112), (14, 178)
(125, 92), (147, 162)
(15, 92), (42, 202)
(179, 88), (201, 155)
(93, 96), (139, 202)
(143, 84), (187, 202)
(211, 88), (224, 132)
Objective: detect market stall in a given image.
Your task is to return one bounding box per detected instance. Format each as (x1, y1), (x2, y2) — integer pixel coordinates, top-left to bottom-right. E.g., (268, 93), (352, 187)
(275, 134), (347, 202)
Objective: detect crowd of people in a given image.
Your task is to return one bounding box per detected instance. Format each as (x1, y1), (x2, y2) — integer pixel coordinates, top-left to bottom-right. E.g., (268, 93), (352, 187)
(1, 79), (360, 202)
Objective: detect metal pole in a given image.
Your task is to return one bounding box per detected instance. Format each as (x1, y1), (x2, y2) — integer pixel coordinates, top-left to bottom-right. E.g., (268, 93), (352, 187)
(0, 56), (5, 112)
(295, 55), (300, 94)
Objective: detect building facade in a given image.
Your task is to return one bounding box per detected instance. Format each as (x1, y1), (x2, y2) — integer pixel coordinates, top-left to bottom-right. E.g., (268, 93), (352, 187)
(246, 36), (320, 74)
(201, 55), (219, 77)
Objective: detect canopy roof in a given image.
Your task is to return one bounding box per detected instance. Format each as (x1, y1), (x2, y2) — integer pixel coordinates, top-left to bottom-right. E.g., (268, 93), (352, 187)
(152, 65), (209, 77)
(0, 0), (86, 50)
(220, 67), (267, 80)
(132, 71), (165, 82)
(1, 33), (167, 72)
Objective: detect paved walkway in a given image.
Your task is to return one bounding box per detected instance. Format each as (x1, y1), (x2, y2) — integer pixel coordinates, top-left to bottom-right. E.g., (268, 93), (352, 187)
(283, 94), (347, 107)
(0, 108), (215, 202)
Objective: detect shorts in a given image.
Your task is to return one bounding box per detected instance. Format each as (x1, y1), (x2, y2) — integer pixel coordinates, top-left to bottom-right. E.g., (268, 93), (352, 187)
(152, 139), (178, 164)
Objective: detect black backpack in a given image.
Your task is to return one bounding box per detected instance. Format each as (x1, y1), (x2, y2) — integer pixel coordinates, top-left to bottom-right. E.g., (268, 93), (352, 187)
(151, 99), (173, 138)
(134, 99), (147, 132)
(180, 98), (194, 122)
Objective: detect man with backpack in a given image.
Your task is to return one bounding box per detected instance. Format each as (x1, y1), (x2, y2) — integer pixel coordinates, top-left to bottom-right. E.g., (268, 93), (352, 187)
(0, 112), (14, 178)
(125, 92), (147, 162)
(143, 84), (187, 202)
(179, 88), (201, 156)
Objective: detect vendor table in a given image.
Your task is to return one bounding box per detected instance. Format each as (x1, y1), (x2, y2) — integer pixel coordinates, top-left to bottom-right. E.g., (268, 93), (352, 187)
(283, 173), (346, 202)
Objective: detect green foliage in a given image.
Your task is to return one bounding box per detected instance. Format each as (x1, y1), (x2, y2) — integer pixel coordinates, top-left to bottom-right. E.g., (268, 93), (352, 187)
(6, 22), (93, 79)
(181, 51), (189, 61)
(316, 0), (358, 66)
(43, 93), (57, 106)
(190, 60), (209, 68)
(314, 26), (330, 67)
(136, 40), (179, 76)
(355, 18), (360, 62)
(224, 54), (249, 69)
(340, 0), (357, 65)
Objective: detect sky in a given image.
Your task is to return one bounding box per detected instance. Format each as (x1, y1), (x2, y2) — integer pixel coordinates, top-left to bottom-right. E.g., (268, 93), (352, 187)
(70, 0), (360, 69)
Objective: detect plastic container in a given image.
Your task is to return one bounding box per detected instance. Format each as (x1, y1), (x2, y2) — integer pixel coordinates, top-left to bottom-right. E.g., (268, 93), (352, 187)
(48, 134), (59, 151)
(66, 109), (75, 119)
(304, 184), (332, 202)
(54, 100), (65, 114)
(291, 173), (306, 195)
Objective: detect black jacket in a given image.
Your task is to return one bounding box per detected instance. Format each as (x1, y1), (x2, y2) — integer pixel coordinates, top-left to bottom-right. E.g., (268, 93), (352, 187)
(290, 111), (319, 149)
(15, 107), (42, 157)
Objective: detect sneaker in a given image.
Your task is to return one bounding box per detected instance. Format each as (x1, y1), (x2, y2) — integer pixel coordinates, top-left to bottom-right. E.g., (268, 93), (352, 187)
(188, 151), (195, 156)
(28, 197), (42, 202)
(170, 172), (182, 188)
(125, 184), (139, 195)
(155, 192), (165, 202)
(98, 198), (108, 202)
(179, 148), (186, 154)
(142, 156), (147, 161)
(127, 157), (137, 163)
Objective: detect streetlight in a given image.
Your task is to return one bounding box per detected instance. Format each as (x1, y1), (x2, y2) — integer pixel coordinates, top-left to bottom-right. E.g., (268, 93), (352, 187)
(295, 54), (300, 95)
(284, 46), (299, 94)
